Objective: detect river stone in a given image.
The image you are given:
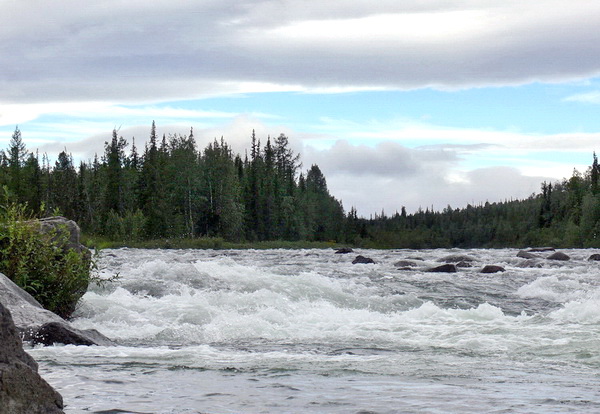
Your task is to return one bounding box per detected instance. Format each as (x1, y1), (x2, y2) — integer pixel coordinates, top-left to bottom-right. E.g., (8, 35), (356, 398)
(0, 273), (113, 346)
(481, 265), (505, 274)
(335, 248), (354, 254)
(438, 255), (475, 264)
(427, 263), (457, 273)
(352, 255), (375, 264)
(394, 260), (417, 268)
(588, 254), (600, 261)
(528, 247), (555, 252)
(517, 250), (539, 259)
(0, 302), (64, 413)
(547, 252), (570, 261)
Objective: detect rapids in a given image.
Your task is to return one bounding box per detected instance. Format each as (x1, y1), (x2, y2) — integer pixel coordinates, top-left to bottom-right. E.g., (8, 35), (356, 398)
(30, 248), (600, 413)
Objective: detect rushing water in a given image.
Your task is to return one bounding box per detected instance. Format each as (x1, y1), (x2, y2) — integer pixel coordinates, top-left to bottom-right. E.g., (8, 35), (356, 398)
(29, 248), (600, 413)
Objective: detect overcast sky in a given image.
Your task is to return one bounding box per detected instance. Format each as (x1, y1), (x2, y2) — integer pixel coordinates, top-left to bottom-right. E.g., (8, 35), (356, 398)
(2, 1), (600, 216)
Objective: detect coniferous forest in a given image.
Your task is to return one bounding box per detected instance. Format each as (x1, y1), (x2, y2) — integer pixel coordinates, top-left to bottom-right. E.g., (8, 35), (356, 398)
(3, 122), (600, 249)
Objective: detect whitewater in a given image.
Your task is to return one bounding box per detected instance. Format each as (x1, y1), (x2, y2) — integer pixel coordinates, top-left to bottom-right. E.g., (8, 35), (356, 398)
(29, 248), (600, 413)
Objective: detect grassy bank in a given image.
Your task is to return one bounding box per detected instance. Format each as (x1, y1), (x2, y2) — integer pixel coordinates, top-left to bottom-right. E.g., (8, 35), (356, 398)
(82, 235), (345, 250)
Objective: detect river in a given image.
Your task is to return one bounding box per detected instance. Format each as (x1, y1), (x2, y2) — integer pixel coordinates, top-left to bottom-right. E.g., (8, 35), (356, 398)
(29, 248), (600, 413)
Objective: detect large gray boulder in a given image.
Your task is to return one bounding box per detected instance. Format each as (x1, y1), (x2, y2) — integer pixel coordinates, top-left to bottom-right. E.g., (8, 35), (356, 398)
(0, 302), (64, 413)
(36, 216), (91, 260)
(0, 273), (113, 346)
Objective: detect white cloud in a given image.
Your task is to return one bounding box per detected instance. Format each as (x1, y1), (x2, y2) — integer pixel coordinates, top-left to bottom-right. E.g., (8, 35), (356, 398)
(3, 1), (600, 104)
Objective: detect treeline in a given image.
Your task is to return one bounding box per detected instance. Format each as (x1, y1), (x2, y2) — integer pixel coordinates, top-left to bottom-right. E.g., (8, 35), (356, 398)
(2, 123), (600, 248)
(0, 123), (345, 243)
(353, 156), (600, 248)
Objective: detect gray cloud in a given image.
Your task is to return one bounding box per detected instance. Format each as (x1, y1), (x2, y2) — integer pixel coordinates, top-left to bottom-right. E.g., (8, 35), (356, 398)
(3, 1), (600, 103)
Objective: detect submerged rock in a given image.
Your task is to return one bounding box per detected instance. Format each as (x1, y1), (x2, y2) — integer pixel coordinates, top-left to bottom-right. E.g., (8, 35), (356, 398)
(481, 265), (505, 274)
(456, 260), (473, 268)
(352, 255), (375, 264)
(517, 250), (539, 259)
(427, 263), (457, 273)
(438, 254), (475, 264)
(0, 273), (113, 346)
(547, 252), (570, 261)
(528, 247), (555, 252)
(0, 302), (64, 413)
(588, 254), (600, 261)
(335, 248), (354, 254)
(393, 260), (417, 268)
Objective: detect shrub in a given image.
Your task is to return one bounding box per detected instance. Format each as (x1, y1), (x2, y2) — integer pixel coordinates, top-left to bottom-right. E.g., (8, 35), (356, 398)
(0, 202), (92, 319)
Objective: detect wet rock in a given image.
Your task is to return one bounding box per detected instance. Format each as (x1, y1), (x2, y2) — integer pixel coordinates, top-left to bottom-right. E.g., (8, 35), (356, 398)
(0, 273), (114, 346)
(528, 247), (555, 252)
(547, 252), (570, 261)
(438, 254), (475, 264)
(517, 250), (539, 259)
(481, 265), (505, 274)
(393, 260), (417, 268)
(456, 260), (473, 268)
(0, 302), (64, 413)
(335, 248), (354, 254)
(516, 260), (544, 268)
(427, 263), (457, 273)
(588, 254), (600, 261)
(352, 255), (375, 264)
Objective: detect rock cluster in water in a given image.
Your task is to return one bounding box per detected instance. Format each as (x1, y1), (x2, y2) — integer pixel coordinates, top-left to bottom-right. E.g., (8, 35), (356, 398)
(0, 302), (64, 413)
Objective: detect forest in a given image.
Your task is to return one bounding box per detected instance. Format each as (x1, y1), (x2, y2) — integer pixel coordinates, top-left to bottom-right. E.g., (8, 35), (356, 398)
(2, 122), (600, 249)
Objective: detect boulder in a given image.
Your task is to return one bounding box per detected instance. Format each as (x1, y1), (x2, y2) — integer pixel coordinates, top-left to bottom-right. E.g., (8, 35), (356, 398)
(335, 248), (354, 254)
(0, 302), (64, 413)
(427, 263), (457, 273)
(481, 265), (505, 274)
(0, 273), (113, 346)
(517, 250), (539, 259)
(352, 255), (375, 264)
(438, 254), (475, 264)
(547, 252), (570, 261)
(393, 260), (417, 268)
(588, 254), (600, 261)
(36, 216), (89, 256)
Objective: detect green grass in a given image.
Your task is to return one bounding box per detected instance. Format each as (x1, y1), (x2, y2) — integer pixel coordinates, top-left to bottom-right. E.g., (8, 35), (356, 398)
(82, 234), (345, 250)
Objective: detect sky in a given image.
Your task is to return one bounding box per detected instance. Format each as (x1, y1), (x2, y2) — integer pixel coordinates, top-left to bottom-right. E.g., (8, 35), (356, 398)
(2, 1), (600, 216)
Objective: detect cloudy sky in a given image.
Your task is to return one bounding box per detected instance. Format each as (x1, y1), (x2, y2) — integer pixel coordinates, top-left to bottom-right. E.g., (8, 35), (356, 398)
(2, 0), (600, 216)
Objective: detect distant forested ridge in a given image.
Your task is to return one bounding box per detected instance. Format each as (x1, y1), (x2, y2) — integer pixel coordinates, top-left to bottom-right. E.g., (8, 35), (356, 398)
(2, 123), (599, 248)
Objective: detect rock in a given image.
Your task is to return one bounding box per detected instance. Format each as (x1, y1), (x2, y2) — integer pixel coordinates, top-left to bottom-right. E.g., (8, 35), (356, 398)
(0, 302), (64, 413)
(516, 260), (544, 268)
(335, 248), (354, 254)
(456, 260), (473, 268)
(393, 260), (417, 268)
(481, 265), (505, 273)
(547, 252), (570, 261)
(352, 255), (375, 264)
(528, 247), (555, 252)
(517, 250), (539, 259)
(438, 254), (475, 264)
(588, 254), (600, 261)
(0, 273), (113, 346)
(427, 263), (457, 273)
(36, 216), (89, 255)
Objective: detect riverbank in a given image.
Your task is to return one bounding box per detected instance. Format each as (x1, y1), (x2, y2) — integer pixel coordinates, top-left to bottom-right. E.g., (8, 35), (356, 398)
(82, 235), (345, 250)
